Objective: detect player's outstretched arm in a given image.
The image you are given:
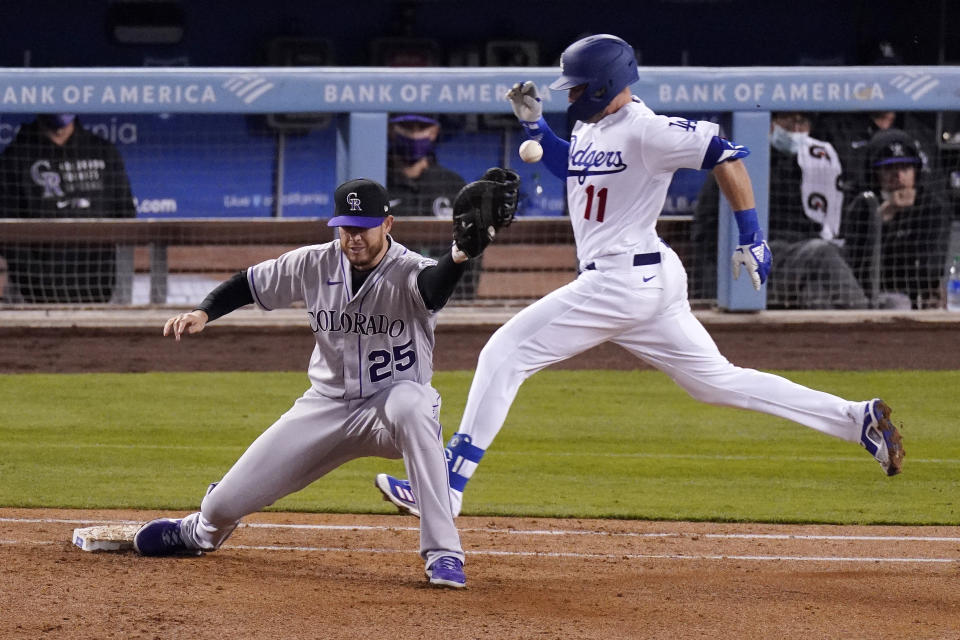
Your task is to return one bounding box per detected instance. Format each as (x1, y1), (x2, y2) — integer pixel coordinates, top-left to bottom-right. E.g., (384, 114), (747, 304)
(712, 159), (754, 210)
(714, 160), (772, 291)
(163, 270), (255, 340)
(505, 82), (569, 180)
(417, 169), (519, 311)
(417, 251), (467, 312)
(163, 310), (208, 341)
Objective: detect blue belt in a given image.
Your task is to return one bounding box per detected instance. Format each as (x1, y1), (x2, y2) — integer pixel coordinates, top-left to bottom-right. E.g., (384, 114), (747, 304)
(584, 252), (661, 271)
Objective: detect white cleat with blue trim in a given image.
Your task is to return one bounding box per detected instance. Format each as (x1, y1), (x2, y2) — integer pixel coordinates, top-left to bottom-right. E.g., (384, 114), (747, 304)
(860, 399), (904, 476)
(375, 474), (420, 517)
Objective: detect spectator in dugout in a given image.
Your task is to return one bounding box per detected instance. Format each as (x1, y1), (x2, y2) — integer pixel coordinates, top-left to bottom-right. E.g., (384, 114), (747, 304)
(386, 114), (465, 218)
(814, 109), (939, 200)
(693, 111), (868, 309)
(814, 42), (940, 199)
(386, 113), (480, 300)
(0, 113), (136, 303)
(842, 128), (952, 309)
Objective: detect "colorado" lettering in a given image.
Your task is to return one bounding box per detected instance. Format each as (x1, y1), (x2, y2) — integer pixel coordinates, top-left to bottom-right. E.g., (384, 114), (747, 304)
(308, 309), (404, 337)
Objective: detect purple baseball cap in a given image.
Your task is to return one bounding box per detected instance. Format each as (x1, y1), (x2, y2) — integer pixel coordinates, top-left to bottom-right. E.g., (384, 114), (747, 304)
(870, 129), (921, 167)
(37, 113), (76, 130)
(327, 178), (390, 228)
(389, 114), (439, 126)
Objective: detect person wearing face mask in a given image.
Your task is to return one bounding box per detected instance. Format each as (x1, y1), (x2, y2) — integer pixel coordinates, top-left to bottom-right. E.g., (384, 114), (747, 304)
(693, 112), (868, 309)
(386, 115), (466, 218)
(842, 129), (951, 309)
(814, 42), (939, 198)
(386, 114), (481, 300)
(0, 113), (136, 303)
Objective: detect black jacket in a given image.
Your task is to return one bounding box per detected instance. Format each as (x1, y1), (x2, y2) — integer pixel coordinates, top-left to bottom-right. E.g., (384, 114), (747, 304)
(0, 118), (136, 303)
(842, 186), (951, 308)
(387, 161), (465, 218)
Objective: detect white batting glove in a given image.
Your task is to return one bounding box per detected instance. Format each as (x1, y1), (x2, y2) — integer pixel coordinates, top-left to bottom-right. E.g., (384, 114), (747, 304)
(505, 81), (542, 123)
(731, 240), (773, 291)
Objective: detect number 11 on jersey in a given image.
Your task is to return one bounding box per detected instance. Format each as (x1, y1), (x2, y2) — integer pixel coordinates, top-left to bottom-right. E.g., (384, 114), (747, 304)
(583, 185), (607, 222)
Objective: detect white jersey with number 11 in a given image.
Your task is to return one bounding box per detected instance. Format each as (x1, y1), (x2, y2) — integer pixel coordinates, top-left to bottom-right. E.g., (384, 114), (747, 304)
(566, 98), (718, 264)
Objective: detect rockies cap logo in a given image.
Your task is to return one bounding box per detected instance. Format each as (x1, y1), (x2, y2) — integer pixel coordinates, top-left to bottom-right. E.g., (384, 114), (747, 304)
(346, 192), (362, 211)
(889, 142), (905, 157)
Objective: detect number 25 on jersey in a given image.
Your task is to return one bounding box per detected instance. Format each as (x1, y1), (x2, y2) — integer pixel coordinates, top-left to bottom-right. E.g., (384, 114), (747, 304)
(583, 185), (607, 222)
(368, 340), (417, 382)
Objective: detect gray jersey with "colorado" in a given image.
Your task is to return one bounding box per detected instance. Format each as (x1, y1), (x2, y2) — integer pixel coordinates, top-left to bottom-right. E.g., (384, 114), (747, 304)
(247, 238), (437, 400)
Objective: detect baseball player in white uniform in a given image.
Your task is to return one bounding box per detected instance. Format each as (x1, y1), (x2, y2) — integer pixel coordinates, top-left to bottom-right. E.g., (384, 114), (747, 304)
(376, 34), (904, 519)
(133, 173), (520, 588)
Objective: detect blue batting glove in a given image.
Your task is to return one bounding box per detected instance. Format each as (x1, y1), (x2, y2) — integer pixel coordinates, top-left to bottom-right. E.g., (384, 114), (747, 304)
(731, 208), (773, 290)
(732, 237), (773, 290)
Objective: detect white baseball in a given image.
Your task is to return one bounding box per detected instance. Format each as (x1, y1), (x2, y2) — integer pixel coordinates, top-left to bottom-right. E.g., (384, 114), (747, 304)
(519, 139), (543, 163)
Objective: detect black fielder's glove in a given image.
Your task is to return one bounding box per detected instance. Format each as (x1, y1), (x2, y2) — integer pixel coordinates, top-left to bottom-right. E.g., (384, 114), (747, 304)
(452, 167), (520, 259)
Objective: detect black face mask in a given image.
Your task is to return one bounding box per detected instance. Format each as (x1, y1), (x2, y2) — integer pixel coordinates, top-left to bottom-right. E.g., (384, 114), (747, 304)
(389, 134), (435, 164)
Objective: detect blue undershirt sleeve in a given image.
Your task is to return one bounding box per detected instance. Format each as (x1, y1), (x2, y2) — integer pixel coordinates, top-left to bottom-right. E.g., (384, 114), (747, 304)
(522, 117), (569, 180)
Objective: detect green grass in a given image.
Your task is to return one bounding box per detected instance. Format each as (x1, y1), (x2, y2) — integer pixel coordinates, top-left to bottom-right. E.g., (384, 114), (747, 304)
(1, 370), (957, 524)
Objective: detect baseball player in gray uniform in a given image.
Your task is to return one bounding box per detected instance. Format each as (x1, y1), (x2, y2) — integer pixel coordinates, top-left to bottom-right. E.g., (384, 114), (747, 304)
(133, 172), (519, 588)
(376, 34), (904, 520)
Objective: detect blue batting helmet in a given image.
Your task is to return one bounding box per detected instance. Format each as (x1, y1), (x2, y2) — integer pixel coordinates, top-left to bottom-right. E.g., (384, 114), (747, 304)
(550, 34), (640, 123)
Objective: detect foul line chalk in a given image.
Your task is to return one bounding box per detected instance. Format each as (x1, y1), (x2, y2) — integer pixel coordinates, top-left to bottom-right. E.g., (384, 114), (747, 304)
(228, 543), (957, 564)
(2, 517), (960, 543)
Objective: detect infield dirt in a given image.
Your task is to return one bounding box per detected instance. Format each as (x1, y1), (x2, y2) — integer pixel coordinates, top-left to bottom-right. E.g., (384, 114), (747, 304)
(2, 318), (960, 373)
(1, 508), (958, 639)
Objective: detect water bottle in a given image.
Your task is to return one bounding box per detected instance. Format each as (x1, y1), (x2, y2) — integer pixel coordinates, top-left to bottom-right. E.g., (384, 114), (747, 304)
(948, 256), (960, 311)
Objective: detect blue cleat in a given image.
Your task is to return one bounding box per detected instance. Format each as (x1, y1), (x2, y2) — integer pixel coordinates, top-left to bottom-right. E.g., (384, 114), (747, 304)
(860, 399), (904, 476)
(426, 556), (466, 589)
(374, 432), (481, 518)
(375, 474), (420, 518)
(133, 518), (199, 556)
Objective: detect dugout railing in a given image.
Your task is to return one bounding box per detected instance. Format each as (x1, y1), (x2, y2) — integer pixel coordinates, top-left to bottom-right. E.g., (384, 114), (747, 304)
(0, 217), (692, 305)
(0, 66), (957, 311)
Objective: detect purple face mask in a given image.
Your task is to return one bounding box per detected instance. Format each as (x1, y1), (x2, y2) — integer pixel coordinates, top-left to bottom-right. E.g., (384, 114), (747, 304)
(38, 114), (76, 131)
(389, 134), (435, 164)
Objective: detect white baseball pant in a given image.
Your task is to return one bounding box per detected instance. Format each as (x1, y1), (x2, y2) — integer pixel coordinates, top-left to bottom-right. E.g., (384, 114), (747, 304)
(459, 244), (864, 452)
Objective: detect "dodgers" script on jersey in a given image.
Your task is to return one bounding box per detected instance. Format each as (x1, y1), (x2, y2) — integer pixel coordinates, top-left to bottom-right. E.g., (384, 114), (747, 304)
(567, 135), (627, 181)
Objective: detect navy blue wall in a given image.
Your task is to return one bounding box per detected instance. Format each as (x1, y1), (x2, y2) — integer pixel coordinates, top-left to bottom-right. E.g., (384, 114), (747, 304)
(0, 0), (948, 68)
